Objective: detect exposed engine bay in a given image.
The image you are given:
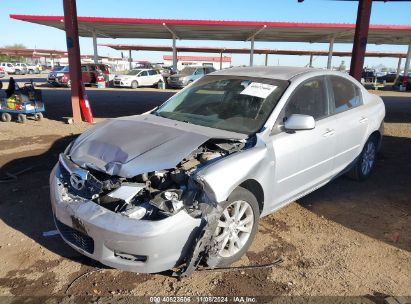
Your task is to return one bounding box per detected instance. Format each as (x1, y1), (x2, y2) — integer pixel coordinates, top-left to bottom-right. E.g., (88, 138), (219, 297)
(57, 136), (253, 277)
(61, 138), (247, 220)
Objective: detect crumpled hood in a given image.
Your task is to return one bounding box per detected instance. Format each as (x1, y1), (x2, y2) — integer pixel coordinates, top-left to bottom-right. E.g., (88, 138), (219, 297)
(69, 114), (246, 178)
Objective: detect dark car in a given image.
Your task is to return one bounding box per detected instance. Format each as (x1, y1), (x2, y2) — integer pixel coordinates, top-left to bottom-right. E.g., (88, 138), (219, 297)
(377, 72), (397, 84)
(47, 66), (65, 84)
(394, 74), (411, 91)
(52, 64), (111, 87)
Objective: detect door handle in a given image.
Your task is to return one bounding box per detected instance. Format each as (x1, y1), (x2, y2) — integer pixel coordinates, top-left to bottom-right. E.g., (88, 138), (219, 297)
(359, 117), (368, 124)
(323, 129), (335, 137)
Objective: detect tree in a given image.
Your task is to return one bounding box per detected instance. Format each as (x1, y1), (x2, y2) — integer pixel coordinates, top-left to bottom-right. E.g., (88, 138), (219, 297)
(4, 43), (26, 49)
(1, 44), (27, 61)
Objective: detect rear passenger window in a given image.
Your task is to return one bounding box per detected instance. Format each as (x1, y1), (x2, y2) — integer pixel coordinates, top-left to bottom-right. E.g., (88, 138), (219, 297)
(330, 76), (362, 114)
(284, 78), (329, 121)
(148, 70), (156, 76)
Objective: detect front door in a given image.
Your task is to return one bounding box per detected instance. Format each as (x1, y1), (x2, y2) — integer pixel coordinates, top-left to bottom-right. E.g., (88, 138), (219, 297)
(268, 76), (337, 207)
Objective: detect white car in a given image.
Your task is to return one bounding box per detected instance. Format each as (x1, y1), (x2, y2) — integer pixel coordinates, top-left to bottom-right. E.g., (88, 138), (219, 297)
(113, 69), (164, 89)
(14, 62), (39, 74)
(50, 66), (385, 276)
(0, 62), (16, 74)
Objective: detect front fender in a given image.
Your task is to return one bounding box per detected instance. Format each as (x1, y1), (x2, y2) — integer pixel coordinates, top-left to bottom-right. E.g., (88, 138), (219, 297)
(194, 146), (269, 203)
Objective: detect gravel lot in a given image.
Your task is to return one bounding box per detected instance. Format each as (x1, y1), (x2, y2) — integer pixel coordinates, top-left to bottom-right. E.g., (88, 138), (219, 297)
(0, 76), (410, 302)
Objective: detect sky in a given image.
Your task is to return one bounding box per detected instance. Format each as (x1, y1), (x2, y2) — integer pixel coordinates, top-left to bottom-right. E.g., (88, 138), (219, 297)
(1, 0), (411, 69)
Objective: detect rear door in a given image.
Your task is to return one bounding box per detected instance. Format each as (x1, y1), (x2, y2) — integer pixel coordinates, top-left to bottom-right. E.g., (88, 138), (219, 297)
(268, 76), (337, 205)
(147, 70), (158, 85)
(138, 70), (150, 85)
(327, 75), (369, 173)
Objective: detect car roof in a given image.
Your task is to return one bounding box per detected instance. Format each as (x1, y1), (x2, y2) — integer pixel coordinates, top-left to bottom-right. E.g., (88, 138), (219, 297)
(211, 66), (322, 81)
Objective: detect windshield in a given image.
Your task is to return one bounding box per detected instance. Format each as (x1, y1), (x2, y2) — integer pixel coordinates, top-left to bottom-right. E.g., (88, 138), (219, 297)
(155, 75), (288, 135)
(127, 69), (142, 75)
(179, 67), (197, 76)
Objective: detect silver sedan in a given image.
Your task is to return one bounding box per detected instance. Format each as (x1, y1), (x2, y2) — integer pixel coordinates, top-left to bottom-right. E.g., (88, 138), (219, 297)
(50, 66), (385, 276)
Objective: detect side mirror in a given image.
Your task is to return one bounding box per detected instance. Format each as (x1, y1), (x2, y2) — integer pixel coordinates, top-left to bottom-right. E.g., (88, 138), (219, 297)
(284, 114), (316, 131)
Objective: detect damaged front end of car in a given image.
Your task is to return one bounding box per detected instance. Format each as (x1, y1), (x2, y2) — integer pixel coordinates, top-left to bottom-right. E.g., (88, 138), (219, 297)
(51, 133), (253, 277)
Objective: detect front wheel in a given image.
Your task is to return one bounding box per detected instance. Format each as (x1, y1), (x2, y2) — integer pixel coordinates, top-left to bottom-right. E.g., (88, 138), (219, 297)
(212, 187), (260, 267)
(1, 112), (12, 122)
(131, 80), (138, 89)
(347, 136), (378, 181)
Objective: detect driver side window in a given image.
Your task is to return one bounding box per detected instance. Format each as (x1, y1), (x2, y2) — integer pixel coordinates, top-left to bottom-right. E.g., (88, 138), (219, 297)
(283, 77), (329, 122)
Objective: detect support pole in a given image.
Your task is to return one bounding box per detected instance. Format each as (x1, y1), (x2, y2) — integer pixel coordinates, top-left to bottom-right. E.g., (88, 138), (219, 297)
(249, 37), (255, 67)
(264, 54), (268, 66)
(128, 49), (132, 70)
(395, 57), (402, 83)
(309, 54), (313, 68)
(92, 31), (98, 64)
(327, 38), (335, 70)
(51, 56), (55, 69)
(349, 0), (373, 81)
(172, 35), (177, 72)
(404, 42), (411, 76)
(63, 0), (82, 123)
(219, 52), (223, 70)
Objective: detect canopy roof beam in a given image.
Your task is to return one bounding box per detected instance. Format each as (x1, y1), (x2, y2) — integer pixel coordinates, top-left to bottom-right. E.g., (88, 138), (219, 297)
(162, 23), (180, 40)
(245, 25), (267, 41)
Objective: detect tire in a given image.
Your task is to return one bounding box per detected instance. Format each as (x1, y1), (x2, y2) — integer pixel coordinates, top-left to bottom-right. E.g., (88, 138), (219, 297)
(212, 187), (260, 267)
(17, 114), (27, 124)
(131, 80), (138, 89)
(67, 80), (71, 88)
(28, 69), (34, 74)
(15, 70), (21, 75)
(34, 112), (43, 121)
(347, 136), (378, 181)
(1, 112), (12, 122)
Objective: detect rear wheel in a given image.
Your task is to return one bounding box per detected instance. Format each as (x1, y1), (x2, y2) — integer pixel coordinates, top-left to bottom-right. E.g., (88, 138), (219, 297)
(17, 114), (27, 124)
(131, 80), (138, 89)
(212, 187), (260, 267)
(28, 69), (34, 74)
(347, 136), (378, 181)
(1, 112), (12, 122)
(34, 112), (43, 121)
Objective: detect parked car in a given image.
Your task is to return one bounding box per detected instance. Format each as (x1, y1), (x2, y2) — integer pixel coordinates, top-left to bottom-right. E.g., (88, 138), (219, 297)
(0, 67), (5, 78)
(47, 66), (65, 84)
(393, 74), (411, 91)
(0, 62), (16, 75)
(13, 63), (28, 75)
(113, 69), (164, 88)
(50, 66), (385, 276)
(167, 66), (216, 88)
(133, 61), (154, 69)
(377, 72), (397, 84)
(14, 62), (39, 74)
(52, 64), (111, 87)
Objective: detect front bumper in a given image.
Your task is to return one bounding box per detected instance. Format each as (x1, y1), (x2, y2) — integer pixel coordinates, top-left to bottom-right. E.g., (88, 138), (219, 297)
(49, 163), (201, 273)
(167, 79), (186, 88)
(113, 79), (130, 87)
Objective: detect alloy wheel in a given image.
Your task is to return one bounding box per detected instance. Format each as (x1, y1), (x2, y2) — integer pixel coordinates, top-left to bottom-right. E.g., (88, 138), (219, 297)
(215, 200), (254, 258)
(361, 141), (376, 176)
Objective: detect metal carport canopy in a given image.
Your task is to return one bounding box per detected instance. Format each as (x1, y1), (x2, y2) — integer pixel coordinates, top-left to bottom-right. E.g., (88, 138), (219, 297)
(100, 43), (409, 58)
(9, 14), (411, 44)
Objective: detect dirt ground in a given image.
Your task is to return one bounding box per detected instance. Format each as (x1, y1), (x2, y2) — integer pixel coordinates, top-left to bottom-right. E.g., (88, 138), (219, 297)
(0, 78), (410, 303)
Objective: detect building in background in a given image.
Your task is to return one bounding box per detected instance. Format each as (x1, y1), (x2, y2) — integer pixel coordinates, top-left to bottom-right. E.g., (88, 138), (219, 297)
(163, 55), (231, 71)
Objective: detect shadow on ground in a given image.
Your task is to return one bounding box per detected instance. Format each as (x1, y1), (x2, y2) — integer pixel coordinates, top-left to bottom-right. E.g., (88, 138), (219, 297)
(0, 135), (102, 267)
(299, 134), (411, 252)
